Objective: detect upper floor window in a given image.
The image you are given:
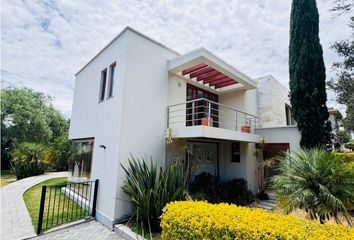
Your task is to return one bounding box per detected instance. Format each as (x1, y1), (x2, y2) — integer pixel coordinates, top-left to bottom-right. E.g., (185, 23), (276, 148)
(285, 104), (296, 126)
(99, 68), (107, 102)
(107, 62), (116, 98)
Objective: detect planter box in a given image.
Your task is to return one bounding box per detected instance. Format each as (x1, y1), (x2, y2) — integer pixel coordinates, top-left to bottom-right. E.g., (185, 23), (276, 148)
(241, 126), (251, 133)
(202, 117), (213, 127)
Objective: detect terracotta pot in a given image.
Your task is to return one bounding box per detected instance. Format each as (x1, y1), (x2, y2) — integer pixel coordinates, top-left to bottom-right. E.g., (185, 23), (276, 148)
(202, 117), (213, 127)
(241, 126), (251, 133)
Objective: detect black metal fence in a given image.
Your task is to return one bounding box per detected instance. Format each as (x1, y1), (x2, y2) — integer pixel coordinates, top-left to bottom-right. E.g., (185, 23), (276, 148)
(37, 179), (99, 234)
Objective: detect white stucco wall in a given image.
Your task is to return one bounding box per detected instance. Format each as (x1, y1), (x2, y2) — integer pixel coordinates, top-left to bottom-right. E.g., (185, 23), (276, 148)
(69, 32), (128, 225)
(219, 141), (257, 193)
(256, 126), (301, 151)
(115, 30), (178, 220)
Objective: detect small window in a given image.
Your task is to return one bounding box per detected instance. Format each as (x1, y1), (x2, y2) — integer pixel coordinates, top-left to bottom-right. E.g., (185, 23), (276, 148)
(107, 62), (116, 98)
(231, 143), (241, 163)
(285, 104), (295, 126)
(99, 68), (107, 102)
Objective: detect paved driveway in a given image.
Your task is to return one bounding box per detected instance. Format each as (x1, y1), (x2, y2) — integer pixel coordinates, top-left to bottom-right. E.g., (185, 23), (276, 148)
(31, 221), (124, 240)
(1, 171), (68, 240)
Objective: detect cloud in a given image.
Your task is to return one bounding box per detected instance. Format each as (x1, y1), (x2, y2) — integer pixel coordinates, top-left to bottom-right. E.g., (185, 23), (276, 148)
(1, 0), (351, 117)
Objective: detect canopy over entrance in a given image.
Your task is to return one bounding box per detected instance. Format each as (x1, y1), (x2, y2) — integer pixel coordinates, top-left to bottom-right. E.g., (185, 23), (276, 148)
(168, 48), (257, 93)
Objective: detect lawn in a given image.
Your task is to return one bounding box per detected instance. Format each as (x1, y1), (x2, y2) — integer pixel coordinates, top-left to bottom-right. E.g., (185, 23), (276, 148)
(23, 177), (89, 232)
(1, 170), (16, 188)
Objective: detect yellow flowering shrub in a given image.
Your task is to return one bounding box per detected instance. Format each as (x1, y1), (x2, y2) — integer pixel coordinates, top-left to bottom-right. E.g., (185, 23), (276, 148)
(161, 201), (354, 240)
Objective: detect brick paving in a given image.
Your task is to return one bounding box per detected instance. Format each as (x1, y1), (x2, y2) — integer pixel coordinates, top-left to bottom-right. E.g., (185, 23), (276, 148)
(1, 172), (68, 240)
(32, 221), (125, 240)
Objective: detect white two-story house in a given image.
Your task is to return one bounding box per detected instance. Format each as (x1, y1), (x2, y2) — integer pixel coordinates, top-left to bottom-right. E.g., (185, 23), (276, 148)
(69, 26), (262, 227)
(70, 26), (340, 227)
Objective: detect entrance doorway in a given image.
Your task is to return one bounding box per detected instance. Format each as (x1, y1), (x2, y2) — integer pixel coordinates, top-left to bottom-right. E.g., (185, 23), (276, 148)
(188, 141), (219, 179)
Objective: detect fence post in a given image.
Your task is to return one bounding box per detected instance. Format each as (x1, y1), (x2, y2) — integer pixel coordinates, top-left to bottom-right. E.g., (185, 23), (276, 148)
(37, 185), (47, 234)
(91, 179), (99, 218)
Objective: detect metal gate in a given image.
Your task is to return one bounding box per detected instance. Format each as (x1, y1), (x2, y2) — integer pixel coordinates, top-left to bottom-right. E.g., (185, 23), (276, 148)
(37, 179), (99, 234)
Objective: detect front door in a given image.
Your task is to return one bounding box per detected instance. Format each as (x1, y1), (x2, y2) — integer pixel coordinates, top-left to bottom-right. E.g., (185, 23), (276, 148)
(186, 84), (219, 127)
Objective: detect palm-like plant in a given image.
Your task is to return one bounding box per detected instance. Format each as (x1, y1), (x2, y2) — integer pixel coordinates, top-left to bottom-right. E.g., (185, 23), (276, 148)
(121, 155), (188, 232)
(272, 149), (354, 225)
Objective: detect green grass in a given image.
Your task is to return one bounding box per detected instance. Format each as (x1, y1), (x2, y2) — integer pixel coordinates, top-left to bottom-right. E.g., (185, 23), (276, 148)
(1, 170), (16, 188)
(23, 177), (89, 232)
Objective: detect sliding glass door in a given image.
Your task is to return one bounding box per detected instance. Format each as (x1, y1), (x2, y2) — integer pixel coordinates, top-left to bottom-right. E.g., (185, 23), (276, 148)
(186, 84), (219, 127)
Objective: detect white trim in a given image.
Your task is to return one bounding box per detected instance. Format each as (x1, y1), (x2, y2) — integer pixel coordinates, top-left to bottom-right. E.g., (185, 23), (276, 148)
(168, 48), (257, 90)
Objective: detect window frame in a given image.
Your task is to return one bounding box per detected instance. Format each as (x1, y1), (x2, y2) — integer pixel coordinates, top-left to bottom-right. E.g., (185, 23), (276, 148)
(107, 62), (116, 99)
(99, 68), (108, 102)
(231, 142), (241, 163)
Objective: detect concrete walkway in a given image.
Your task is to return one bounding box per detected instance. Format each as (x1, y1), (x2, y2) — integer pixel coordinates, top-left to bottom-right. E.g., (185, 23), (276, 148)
(31, 221), (124, 240)
(1, 171), (68, 240)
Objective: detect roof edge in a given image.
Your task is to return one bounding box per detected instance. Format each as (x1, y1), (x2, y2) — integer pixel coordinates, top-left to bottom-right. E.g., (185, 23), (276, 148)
(75, 26), (180, 76)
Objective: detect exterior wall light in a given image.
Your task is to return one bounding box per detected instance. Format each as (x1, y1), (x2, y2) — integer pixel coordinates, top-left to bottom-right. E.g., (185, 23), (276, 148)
(99, 145), (106, 149)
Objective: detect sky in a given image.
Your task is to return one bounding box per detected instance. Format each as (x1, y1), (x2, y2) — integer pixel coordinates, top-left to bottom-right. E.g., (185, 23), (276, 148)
(1, 0), (352, 118)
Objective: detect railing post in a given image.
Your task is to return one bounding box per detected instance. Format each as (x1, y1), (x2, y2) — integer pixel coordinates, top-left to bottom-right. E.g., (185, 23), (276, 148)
(37, 185), (47, 234)
(207, 101), (211, 126)
(235, 112), (238, 131)
(167, 107), (170, 128)
(192, 102), (195, 126)
(91, 179), (99, 218)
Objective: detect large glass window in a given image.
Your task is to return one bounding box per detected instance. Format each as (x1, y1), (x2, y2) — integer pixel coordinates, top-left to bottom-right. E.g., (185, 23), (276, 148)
(69, 139), (94, 182)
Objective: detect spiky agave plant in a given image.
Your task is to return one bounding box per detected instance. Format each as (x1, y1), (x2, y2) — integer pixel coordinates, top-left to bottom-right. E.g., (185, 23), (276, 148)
(272, 149), (354, 225)
(121, 155), (188, 232)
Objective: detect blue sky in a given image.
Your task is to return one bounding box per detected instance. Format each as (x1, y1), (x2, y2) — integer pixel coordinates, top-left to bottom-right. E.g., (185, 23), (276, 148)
(1, 0), (352, 117)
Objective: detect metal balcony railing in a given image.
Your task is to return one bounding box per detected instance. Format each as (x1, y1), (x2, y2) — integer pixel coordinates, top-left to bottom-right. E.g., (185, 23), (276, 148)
(167, 98), (257, 134)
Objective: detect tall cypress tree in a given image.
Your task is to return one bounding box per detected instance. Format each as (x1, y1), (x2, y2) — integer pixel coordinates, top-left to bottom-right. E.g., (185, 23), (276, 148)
(289, 0), (331, 148)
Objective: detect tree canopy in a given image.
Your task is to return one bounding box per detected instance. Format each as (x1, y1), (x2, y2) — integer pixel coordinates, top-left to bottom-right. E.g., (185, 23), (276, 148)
(289, 0), (331, 148)
(1, 87), (69, 168)
(328, 3), (353, 131)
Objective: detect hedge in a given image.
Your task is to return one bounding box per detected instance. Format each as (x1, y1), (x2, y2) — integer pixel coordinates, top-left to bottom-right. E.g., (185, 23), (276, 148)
(161, 201), (354, 240)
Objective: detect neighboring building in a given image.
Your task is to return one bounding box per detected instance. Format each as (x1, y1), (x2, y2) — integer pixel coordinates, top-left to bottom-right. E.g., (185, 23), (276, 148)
(69, 27), (260, 227)
(255, 75), (301, 154)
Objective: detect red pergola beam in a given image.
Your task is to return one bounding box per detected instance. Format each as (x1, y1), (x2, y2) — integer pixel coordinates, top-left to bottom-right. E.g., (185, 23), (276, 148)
(197, 71), (223, 81)
(200, 73), (226, 83)
(215, 80), (237, 89)
(209, 77), (234, 86)
(182, 63), (208, 75)
(189, 67), (215, 78)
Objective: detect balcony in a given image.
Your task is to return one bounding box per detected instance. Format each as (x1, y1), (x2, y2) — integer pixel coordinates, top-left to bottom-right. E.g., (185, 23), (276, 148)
(167, 98), (260, 143)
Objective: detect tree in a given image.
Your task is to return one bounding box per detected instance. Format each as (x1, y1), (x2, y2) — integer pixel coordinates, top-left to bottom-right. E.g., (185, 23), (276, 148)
(272, 149), (354, 225)
(328, 3), (354, 131)
(1, 87), (69, 169)
(289, 0), (332, 148)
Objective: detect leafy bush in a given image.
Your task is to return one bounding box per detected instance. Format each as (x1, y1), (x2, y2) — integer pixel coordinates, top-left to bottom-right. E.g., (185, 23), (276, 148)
(45, 135), (78, 171)
(272, 149), (354, 225)
(161, 201), (354, 240)
(121, 155), (188, 232)
(190, 172), (253, 206)
(334, 152), (354, 163)
(11, 142), (47, 180)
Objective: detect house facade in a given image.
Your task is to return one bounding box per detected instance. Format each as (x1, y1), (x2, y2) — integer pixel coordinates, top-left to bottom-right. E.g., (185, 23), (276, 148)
(69, 27), (338, 227)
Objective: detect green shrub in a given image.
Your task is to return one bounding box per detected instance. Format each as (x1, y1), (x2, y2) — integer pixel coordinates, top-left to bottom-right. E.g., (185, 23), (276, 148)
(161, 201), (354, 240)
(11, 142), (47, 180)
(45, 135), (78, 171)
(334, 152), (354, 163)
(121, 155), (188, 232)
(190, 172), (254, 206)
(272, 148), (354, 225)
